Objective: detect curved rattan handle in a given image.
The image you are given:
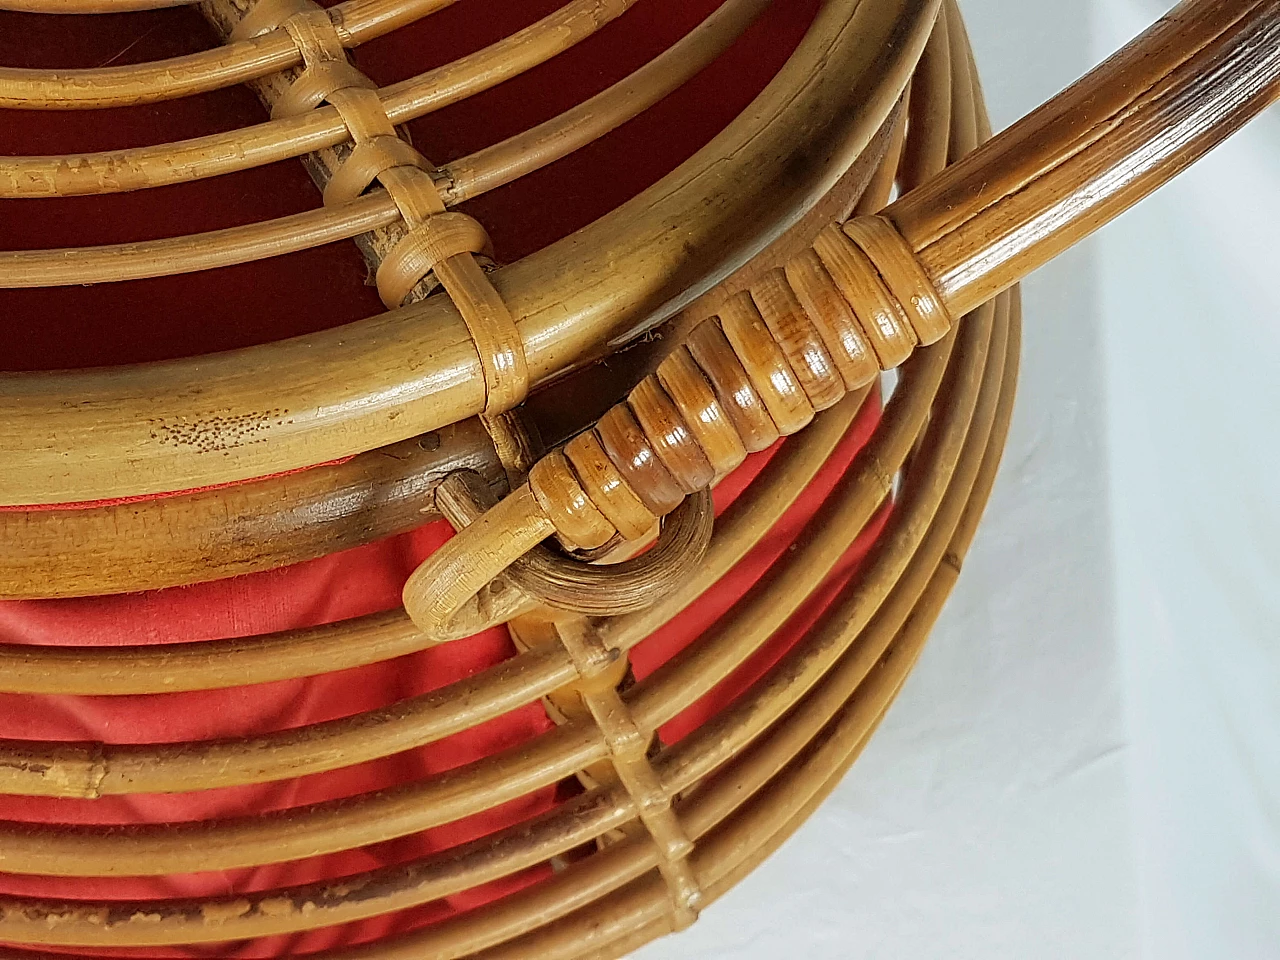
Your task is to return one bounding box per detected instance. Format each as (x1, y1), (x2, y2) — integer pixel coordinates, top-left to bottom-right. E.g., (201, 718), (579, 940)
(403, 0), (1280, 636)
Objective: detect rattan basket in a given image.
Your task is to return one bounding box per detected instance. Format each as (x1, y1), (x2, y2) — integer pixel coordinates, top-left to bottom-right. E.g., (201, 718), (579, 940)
(0, 0), (1275, 956)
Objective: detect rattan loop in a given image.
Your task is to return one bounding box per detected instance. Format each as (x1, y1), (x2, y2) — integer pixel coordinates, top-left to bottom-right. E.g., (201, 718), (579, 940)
(505, 489), (715, 618)
(375, 213), (493, 307)
(322, 136), (432, 206)
(404, 475), (713, 640)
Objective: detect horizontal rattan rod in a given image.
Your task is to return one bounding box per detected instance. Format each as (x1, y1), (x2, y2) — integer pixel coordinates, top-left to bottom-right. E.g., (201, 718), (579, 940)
(889, 0), (1280, 320)
(0, 99), (886, 597)
(0, 722), (607, 877)
(0, 0), (768, 288)
(0, 0), (643, 193)
(0, 192), (401, 287)
(0, 0), (194, 10)
(0, 645), (578, 797)
(438, 0), (772, 204)
(0, 0), (934, 505)
(0, 0), (460, 109)
(0, 786), (638, 948)
(0, 421), (504, 600)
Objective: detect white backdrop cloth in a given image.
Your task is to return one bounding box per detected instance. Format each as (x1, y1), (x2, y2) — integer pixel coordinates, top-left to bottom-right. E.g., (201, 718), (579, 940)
(634, 1), (1279, 957)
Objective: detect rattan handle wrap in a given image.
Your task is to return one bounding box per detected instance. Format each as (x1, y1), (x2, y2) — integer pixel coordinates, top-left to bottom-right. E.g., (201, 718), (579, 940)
(402, 213), (946, 637)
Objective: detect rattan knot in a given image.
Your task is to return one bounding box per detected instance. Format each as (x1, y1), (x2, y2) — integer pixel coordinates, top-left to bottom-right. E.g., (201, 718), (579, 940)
(552, 618), (705, 928)
(404, 471), (713, 642)
(237, 0), (530, 417)
(376, 212), (493, 309)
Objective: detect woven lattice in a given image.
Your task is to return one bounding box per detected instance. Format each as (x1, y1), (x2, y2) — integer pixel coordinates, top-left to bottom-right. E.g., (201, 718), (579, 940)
(0, 0), (1275, 956)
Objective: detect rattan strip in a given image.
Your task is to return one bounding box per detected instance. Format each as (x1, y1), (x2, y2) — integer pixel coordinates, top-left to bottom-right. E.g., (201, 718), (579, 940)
(0, 0), (934, 506)
(0, 0), (770, 287)
(0, 0), (644, 194)
(0, 0), (452, 109)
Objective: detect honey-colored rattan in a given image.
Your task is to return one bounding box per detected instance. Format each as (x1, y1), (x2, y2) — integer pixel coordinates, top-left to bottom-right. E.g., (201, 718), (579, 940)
(0, 0), (1276, 957)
